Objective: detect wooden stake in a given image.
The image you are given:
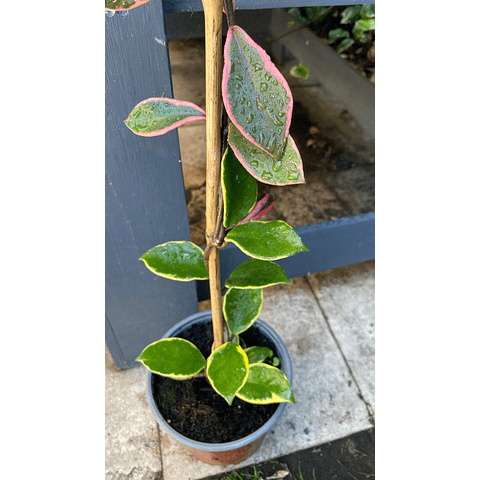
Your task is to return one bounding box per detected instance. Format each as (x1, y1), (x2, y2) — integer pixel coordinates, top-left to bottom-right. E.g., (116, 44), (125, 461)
(202, 0), (224, 350)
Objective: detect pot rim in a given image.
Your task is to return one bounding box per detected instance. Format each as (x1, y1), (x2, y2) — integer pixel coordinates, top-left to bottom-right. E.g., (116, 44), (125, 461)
(146, 310), (293, 452)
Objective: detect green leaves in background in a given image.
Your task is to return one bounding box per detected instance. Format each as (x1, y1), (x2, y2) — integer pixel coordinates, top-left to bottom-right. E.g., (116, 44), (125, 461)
(140, 241), (208, 281)
(222, 146), (258, 228)
(228, 123), (305, 186)
(236, 363), (295, 405)
(136, 338), (206, 379)
(223, 288), (263, 335)
(225, 221), (309, 261)
(225, 259), (291, 289)
(206, 342), (249, 405)
(328, 28), (350, 43)
(125, 98), (205, 137)
(223, 26), (293, 161)
(244, 346), (274, 364)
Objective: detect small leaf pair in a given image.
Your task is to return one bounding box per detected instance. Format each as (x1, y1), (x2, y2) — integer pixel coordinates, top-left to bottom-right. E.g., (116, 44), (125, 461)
(207, 342), (294, 405)
(223, 259), (291, 336)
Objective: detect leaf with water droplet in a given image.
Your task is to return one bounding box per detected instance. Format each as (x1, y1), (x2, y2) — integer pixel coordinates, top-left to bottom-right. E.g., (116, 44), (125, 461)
(125, 98), (205, 137)
(228, 123), (305, 186)
(225, 221), (309, 261)
(223, 26), (293, 161)
(222, 146), (258, 228)
(105, 0), (151, 12)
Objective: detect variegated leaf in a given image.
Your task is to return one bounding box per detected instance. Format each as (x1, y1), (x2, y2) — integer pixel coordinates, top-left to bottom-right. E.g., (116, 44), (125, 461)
(222, 26), (293, 161)
(228, 123), (304, 186)
(125, 98), (206, 137)
(105, 0), (151, 11)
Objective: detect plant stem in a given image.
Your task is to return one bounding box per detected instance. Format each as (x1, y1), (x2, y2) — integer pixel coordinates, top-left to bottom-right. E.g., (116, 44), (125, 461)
(223, 0), (235, 28)
(202, 0), (225, 351)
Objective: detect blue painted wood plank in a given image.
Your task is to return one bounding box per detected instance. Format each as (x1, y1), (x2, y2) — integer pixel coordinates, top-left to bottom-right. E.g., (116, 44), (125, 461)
(196, 212), (375, 301)
(163, 0), (374, 13)
(105, 2), (199, 369)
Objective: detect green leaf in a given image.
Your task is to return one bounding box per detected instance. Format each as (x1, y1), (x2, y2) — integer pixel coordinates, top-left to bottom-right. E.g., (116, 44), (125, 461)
(222, 146), (258, 228)
(228, 123), (305, 186)
(236, 363), (295, 404)
(340, 5), (362, 24)
(290, 63), (310, 80)
(140, 241), (208, 281)
(244, 346), (273, 364)
(328, 28), (350, 43)
(206, 342), (249, 405)
(354, 18), (375, 31)
(105, 0), (151, 11)
(223, 26), (293, 161)
(136, 338), (206, 379)
(336, 38), (355, 53)
(225, 259), (291, 289)
(360, 4), (375, 18)
(124, 98), (205, 137)
(225, 221), (309, 261)
(223, 288), (263, 335)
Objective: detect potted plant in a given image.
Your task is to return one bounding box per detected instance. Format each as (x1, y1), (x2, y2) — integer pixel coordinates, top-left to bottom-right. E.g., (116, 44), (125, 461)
(107, 0), (309, 466)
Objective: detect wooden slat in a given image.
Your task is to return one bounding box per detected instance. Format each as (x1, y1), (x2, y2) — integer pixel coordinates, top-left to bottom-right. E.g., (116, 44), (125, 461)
(163, 0), (374, 13)
(196, 212), (375, 301)
(105, 3), (199, 369)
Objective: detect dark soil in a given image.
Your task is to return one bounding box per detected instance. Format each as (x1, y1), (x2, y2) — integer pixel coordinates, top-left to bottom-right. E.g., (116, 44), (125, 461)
(151, 321), (283, 444)
(202, 428), (375, 480)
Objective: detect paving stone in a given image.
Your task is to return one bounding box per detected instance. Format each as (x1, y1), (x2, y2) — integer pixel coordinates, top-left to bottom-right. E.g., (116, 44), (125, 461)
(307, 261), (375, 408)
(105, 347), (162, 479)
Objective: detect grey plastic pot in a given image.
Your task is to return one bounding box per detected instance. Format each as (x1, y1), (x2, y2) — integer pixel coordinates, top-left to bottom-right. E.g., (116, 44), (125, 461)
(146, 310), (293, 466)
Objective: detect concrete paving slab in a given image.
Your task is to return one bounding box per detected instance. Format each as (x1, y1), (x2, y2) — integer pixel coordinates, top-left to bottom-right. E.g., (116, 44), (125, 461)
(307, 261), (375, 409)
(105, 347), (162, 479)
(160, 275), (372, 480)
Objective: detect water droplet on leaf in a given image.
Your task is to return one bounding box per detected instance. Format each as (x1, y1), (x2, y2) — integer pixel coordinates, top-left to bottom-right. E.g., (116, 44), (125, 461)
(260, 83), (268, 92)
(257, 99), (266, 111)
(246, 113), (254, 124)
(272, 160), (283, 172)
(239, 97), (246, 105)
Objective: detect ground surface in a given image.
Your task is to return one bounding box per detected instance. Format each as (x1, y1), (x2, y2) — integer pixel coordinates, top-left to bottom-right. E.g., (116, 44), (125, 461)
(202, 428), (375, 480)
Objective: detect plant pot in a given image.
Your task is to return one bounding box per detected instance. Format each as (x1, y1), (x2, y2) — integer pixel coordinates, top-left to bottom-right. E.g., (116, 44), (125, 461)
(146, 310), (293, 466)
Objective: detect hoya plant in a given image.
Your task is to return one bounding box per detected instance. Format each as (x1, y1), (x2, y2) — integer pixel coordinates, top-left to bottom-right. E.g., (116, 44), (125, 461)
(107, 0), (308, 406)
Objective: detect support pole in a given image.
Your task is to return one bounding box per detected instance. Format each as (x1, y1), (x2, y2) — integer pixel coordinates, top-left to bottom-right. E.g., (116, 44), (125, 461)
(202, 0), (224, 350)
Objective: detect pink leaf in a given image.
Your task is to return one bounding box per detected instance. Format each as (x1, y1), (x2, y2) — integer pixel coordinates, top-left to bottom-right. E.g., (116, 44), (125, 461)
(105, 0), (151, 12)
(222, 26), (293, 161)
(124, 98), (206, 137)
(228, 123), (305, 186)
